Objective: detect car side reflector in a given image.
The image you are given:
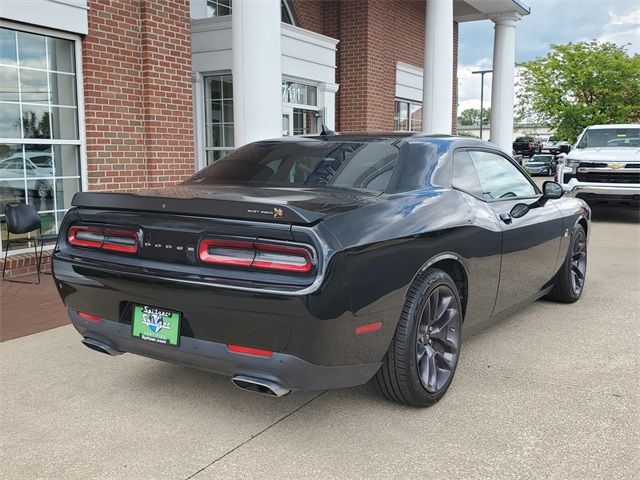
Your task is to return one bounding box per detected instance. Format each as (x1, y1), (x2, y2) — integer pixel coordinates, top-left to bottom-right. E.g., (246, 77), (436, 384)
(355, 321), (383, 335)
(227, 344), (273, 358)
(77, 311), (101, 323)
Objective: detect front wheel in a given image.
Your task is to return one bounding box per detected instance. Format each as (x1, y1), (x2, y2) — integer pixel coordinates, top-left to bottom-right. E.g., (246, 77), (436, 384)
(546, 224), (587, 303)
(373, 268), (463, 407)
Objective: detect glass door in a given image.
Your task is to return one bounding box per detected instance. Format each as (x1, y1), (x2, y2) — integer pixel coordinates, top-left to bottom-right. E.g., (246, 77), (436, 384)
(282, 107), (293, 136)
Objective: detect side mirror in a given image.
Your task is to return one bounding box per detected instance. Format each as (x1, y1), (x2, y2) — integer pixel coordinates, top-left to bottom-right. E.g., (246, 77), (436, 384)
(542, 181), (563, 199)
(510, 203), (530, 219)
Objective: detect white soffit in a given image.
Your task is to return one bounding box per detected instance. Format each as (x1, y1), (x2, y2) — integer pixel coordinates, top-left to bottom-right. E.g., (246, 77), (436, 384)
(454, 0), (530, 22)
(1, 0), (88, 35)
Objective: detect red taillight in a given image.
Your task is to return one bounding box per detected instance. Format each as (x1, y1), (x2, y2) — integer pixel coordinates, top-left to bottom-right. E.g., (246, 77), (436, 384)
(198, 238), (313, 273)
(68, 226), (103, 249)
(253, 242), (312, 273)
(198, 239), (254, 267)
(227, 344), (273, 358)
(68, 225), (139, 254)
(355, 321), (383, 335)
(77, 311), (101, 323)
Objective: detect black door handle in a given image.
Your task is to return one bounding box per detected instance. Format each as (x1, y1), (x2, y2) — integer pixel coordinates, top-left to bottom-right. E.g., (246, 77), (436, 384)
(499, 213), (512, 224)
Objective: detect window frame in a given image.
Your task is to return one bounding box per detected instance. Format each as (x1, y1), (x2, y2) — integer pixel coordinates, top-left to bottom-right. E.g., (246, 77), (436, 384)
(0, 20), (86, 255)
(281, 78), (319, 111)
(281, 77), (320, 137)
(394, 98), (423, 133)
(451, 147), (540, 203)
(199, 71), (235, 168)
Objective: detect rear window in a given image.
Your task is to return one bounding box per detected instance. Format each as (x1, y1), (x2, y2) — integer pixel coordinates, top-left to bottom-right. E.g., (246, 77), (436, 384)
(187, 141), (399, 192)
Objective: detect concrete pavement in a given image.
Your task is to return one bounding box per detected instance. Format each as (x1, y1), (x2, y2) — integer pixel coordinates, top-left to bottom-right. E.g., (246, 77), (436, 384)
(1, 201), (638, 480)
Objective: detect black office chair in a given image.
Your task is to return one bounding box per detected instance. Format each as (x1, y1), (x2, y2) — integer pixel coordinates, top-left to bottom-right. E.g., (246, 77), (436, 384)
(2, 203), (58, 284)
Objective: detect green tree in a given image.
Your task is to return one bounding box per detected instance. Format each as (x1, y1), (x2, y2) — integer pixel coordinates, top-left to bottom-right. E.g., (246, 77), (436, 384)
(517, 41), (640, 142)
(457, 107), (490, 126)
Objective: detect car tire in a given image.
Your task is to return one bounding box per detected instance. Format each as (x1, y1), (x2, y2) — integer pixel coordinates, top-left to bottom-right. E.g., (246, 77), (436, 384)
(546, 224), (587, 303)
(373, 268), (463, 407)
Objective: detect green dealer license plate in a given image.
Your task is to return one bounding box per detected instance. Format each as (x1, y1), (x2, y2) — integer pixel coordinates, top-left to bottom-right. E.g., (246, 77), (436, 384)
(132, 305), (181, 346)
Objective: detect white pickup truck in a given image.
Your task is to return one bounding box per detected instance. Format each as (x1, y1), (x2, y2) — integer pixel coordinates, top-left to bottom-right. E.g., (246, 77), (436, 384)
(557, 124), (640, 204)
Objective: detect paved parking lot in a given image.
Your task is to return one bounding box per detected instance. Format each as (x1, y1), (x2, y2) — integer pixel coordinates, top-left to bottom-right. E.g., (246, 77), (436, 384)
(1, 193), (638, 479)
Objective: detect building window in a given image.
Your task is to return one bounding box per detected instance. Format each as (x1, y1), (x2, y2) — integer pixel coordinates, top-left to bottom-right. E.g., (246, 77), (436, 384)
(282, 80), (319, 136)
(395, 100), (422, 132)
(194, 0), (296, 23)
(204, 74), (234, 165)
(282, 81), (317, 106)
(0, 27), (83, 253)
(206, 0), (231, 17)
(281, 0), (296, 25)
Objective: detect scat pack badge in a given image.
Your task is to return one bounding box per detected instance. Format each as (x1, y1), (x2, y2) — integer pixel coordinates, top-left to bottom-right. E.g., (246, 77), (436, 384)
(273, 207), (284, 219)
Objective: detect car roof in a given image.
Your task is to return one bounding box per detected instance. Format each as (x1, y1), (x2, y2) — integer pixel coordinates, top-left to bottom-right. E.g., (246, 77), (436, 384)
(585, 124), (640, 130)
(261, 132), (499, 150)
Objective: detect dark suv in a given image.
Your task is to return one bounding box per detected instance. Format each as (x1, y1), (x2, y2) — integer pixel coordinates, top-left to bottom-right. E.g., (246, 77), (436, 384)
(513, 136), (542, 156)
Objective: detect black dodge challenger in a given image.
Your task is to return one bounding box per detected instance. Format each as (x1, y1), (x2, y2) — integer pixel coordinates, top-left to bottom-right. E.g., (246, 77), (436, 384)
(52, 134), (590, 407)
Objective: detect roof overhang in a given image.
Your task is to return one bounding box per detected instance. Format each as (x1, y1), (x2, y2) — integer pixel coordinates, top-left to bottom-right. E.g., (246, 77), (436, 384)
(454, 0), (531, 22)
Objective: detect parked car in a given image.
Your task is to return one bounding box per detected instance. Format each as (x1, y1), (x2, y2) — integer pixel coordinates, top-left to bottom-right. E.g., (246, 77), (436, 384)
(0, 152), (54, 198)
(556, 139), (572, 154)
(513, 135), (542, 156)
(52, 134), (590, 407)
(557, 124), (640, 204)
(526, 154), (558, 176)
(541, 136), (560, 154)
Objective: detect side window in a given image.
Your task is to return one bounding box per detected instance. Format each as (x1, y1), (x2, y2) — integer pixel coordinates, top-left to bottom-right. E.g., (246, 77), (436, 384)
(452, 150), (483, 198)
(468, 150), (537, 200)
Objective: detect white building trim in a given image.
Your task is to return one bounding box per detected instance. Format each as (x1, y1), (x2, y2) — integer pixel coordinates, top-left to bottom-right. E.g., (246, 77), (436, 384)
(1, 0), (88, 35)
(0, 20), (86, 255)
(489, 12), (521, 153)
(191, 12), (339, 157)
(421, 0), (454, 135)
(395, 62), (424, 103)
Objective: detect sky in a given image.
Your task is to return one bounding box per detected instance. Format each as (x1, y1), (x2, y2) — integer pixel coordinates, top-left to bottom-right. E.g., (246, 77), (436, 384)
(457, 0), (640, 114)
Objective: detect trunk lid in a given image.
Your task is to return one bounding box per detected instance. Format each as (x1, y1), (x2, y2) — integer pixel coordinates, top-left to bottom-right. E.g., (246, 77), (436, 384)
(72, 184), (380, 225)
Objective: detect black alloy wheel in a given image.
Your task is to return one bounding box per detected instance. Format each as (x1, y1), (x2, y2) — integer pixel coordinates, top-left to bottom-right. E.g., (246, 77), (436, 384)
(415, 285), (462, 393)
(373, 268), (463, 407)
(546, 224), (587, 303)
(570, 228), (587, 295)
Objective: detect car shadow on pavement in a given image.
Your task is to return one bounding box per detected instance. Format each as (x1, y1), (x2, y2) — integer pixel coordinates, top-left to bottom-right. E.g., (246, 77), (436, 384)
(587, 202), (639, 223)
(126, 357), (388, 408)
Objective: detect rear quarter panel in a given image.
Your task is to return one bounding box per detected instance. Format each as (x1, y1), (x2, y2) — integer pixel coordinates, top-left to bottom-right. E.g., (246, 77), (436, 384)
(322, 189), (503, 338)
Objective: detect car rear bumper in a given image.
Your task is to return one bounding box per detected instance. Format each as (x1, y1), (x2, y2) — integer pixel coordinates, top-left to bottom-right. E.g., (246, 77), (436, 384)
(53, 253), (394, 390)
(69, 310), (381, 391)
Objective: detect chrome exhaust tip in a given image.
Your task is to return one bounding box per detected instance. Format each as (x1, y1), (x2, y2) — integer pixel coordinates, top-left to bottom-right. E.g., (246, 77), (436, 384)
(231, 375), (290, 397)
(82, 337), (122, 356)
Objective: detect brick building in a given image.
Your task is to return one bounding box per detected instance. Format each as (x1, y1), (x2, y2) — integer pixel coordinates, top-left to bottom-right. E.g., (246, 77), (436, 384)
(1, 0), (529, 272)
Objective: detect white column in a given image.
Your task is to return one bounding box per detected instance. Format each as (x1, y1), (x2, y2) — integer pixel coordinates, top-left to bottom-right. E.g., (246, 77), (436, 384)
(232, 0), (282, 146)
(421, 0), (453, 134)
(489, 13), (521, 153)
(192, 72), (206, 170)
(318, 82), (339, 131)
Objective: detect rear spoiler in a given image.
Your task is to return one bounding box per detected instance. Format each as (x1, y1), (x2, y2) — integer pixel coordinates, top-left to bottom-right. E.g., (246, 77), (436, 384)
(71, 192), (325, 225)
